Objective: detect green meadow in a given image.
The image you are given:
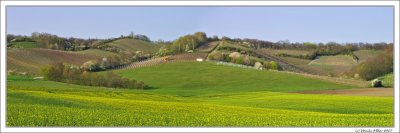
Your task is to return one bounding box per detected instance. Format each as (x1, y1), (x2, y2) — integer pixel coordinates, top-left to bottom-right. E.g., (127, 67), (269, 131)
(7, 62), (394, 127)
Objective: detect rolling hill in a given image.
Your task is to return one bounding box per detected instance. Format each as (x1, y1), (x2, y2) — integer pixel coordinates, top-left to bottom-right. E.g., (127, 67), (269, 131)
(76, 49), (119, 57)
(6, 61), (393, 126)
(259, 48), (314, 57)
(354, 50), (383, 62)
(5, 35), (394, 127)
(106, 38), (162, 54)
(7, 48), (101, 74)
(113, 61), (357, 96)
(196, 41), (220, 53)
(306, 55), (358, 76)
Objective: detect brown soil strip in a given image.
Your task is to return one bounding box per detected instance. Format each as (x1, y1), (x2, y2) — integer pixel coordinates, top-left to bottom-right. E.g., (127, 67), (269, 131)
(295, 88), (393, 97)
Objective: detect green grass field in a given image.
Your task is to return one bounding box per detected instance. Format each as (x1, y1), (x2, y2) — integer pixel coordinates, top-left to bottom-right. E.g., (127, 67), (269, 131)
(107, 38), (162, 54)
(114, 62), (355, 96)
(6, 62), (394, 127)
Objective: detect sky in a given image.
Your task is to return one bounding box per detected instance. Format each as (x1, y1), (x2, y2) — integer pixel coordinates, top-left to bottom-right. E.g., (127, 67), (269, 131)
(7, 6), (394, 43)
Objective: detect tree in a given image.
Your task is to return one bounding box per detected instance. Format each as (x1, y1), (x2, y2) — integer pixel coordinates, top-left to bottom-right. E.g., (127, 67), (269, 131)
(156, 46), (172, 56)
(348, 45), (393, 80)
(129, 32), (135, 38)
(171, 34), (201, 53)
(42, 62), (65, 81)
(269, 61), (280, 70)
(194, 32), (207, 43)
(99, 57), (111, 70)
(133, 34), (151, 42)
(207, 52), (224, 61)
(82, 60), (100, 72)
(42, 62), (145, 89)
(221, 36), (231, 42)
(235, 57), (244, 64)
(210, 35), (219, 41)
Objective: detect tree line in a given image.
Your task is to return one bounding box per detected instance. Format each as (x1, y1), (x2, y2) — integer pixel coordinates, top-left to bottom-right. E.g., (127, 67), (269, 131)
(8, 32), (392, 60)
(42, 62), (146, 89)
(7, 32), (154, 52)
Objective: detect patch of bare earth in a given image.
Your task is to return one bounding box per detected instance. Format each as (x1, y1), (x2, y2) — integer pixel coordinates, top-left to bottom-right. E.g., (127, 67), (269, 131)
(295, 88), (393, 97)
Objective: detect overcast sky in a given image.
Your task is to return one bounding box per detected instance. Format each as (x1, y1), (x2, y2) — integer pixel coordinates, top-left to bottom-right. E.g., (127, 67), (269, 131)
(7, 6), (394, 43)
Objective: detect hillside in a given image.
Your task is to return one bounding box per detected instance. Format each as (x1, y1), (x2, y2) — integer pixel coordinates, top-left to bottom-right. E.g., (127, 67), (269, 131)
(76, 49), (119, 57)
(7, 63), (393, 126)
(307, 55), (357, 76)
(354, 50), (383, 62)
(259, 48), (314, 57)
(113, 61), (356, 96)
(196, 41), (220, 53)
(7, 48), (101, 74)
(106, 38), (162, 54)
(5, 33), (394, 127)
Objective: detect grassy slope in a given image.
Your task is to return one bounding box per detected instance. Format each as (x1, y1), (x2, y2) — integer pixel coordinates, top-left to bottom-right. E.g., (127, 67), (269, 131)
(114, 62), (356, 96)
(260, 50), (381, 77)
(7, 75), (393, 126)
(7, 48), (101, 74)
(354, 50), (383, 62)
(309, 55), (357, 66)
(107, 38), (161, 54)
(307, 55), (357, 75)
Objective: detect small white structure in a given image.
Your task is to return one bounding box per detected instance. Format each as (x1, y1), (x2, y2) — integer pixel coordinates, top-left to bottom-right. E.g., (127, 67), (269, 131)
(196, 58), (204, 62)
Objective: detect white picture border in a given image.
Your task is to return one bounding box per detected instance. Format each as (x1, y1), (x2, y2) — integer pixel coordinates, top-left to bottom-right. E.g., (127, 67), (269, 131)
(1, 1), (399, 132)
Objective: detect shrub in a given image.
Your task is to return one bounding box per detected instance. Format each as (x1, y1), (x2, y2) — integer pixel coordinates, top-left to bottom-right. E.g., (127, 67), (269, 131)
(269, 61), (280, 70)
(223, 54), (231, 62)
(208, 52), (224, 61)
(229, 52), (241, 59)
(42, 62), (65, 81)
(371, 79), (383, 87)
(235, 57), (244, 64)
(242, 56), (251, 65)
(82, 60), (100, 72)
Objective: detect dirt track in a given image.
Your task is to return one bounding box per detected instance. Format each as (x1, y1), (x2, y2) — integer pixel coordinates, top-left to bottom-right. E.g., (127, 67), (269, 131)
(295, 88), (393, 97)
